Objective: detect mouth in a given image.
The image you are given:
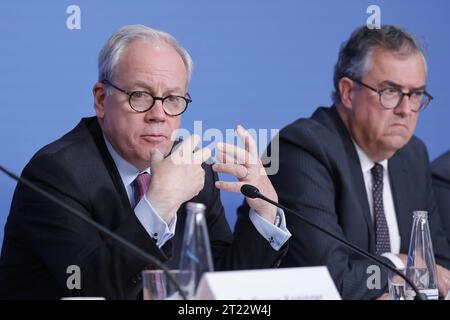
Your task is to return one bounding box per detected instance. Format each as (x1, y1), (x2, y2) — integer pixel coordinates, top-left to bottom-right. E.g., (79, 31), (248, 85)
(390, 123), (408, 129)
(141, 134), (167, 143)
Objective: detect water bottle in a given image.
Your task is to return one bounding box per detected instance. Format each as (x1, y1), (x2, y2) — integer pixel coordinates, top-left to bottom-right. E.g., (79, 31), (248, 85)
(179, 202), (214, 298)
(405, 211), (439, 300)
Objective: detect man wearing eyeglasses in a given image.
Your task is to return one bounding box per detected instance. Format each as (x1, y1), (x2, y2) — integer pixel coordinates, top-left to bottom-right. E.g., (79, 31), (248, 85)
(0, 25), (290, 299)
(268, 25), (450, 299)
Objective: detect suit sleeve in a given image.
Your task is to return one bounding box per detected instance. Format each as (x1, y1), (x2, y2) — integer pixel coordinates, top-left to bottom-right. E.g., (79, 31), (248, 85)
(201, 164), (288, 271)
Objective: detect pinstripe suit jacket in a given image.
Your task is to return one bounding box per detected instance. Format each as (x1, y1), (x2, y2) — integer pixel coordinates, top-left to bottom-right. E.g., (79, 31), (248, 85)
(268, 106), (450, 299)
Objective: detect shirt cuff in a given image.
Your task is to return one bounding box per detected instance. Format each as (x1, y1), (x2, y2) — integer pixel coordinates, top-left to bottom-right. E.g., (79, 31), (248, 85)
(381, 252), (405, 269)
(249, 208), (291, 251)
(134, 195), (177, 248)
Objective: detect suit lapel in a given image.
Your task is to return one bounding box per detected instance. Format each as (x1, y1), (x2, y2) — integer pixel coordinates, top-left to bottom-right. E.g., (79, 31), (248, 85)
(347, 143), (375, 236)
(86, 118), (135, 216)
(328, 108), (375, 244)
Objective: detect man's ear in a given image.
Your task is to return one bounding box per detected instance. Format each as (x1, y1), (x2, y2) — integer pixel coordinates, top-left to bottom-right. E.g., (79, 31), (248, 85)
(338, 77), (356, 110)
(93, 82), (106, 119)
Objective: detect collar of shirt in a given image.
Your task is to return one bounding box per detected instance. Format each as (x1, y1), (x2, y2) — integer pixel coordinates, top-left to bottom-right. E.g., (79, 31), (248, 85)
(352, 139), (402, 256)
(352, 140), (388, 174)
(103, 136), (151, 197)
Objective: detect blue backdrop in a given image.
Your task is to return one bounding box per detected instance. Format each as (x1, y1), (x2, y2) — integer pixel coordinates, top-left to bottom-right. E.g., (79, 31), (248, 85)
(1, 0), (449, 248)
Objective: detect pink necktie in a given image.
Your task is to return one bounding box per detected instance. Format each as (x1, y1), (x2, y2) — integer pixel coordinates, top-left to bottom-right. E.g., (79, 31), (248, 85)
(133, 172), (151, 207)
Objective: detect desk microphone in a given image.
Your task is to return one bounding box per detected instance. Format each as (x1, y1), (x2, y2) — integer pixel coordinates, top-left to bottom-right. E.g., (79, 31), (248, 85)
(0, 165), (187, 300)
(241, 184), (425, 300)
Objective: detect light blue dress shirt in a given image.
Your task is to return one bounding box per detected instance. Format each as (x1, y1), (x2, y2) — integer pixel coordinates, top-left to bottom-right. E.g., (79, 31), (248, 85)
(104, 137), (291, 250)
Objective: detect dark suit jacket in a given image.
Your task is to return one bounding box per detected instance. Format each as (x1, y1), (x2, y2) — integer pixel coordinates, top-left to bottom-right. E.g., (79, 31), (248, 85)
(268, 106), (450, 300)
(431, 150), (450, 246)
(0, 117), (285, 300)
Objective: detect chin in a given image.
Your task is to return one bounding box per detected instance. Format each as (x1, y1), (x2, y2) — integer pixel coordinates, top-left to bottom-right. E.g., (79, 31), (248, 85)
(385, 138), (410, 152)
(149, 144), (172, 158)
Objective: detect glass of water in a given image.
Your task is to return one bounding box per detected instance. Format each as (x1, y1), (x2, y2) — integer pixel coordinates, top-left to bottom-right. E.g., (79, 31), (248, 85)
(388, 268), (406, 300)
(142, 269), (195, 300)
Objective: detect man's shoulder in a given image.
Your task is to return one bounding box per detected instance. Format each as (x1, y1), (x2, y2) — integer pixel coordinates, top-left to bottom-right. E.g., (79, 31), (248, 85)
(431, 150), (450, 180)
(280, 106), (342, 143)
(432, 150), (450, 167)
(396, 135), (428, 160)
(35, 117), (96, 155)
(276, 106), (349, 163)
(24, 117), (100, 176)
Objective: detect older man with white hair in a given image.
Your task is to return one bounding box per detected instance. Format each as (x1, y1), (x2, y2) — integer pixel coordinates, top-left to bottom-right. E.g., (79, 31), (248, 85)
(0, 25), (290, 299)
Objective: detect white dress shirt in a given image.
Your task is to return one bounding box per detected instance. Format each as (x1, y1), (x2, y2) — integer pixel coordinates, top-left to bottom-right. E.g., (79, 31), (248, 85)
(353, 141), (405, 268)
(104, 136), (291, 250)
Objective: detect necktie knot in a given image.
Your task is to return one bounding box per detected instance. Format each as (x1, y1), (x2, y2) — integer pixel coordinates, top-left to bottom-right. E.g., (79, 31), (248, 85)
(371, 163), (384, 182)
(133, 172), (151, 206)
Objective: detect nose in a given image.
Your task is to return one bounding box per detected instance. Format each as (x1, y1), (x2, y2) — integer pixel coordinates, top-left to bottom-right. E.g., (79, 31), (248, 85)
(394, 94), (414, 117)
(144, 100), (166, 122)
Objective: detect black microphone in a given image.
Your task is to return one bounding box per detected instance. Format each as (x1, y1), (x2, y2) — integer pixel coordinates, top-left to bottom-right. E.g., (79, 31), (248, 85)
(241, 184), (426, 300)
(0, 165), (187, 300)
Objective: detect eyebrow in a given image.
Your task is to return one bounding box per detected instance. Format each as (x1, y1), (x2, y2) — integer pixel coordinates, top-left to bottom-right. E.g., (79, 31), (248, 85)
(131, 80), (185, 95)
(378, 80), (426, 92)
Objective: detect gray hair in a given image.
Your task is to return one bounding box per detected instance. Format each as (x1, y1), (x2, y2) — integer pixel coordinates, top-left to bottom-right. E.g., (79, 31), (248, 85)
(332, 25), (427, 105)
(98, 24), (193, 84)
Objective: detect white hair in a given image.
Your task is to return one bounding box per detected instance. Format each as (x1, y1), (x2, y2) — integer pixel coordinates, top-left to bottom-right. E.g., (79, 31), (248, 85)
(98, 24), (193, 84)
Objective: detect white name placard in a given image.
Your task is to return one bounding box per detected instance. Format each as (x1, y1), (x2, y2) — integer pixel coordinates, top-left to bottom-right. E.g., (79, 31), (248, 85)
(195, 266), (341, 300)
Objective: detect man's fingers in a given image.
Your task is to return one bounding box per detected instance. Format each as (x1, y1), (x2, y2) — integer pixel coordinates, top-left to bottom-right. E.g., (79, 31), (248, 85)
(150, 148), (164, 165)
(214, 180), (244, 193)
(216, 149), (241, 165)
(180, 134), (201, 158)
(236, 125), (258, 156)
(177, 134), (201, 156)
(193, 147), (212, 164)
(172, 134), (201, 162)
(213, 163), (248, 180)
(217, 142), (256, 165)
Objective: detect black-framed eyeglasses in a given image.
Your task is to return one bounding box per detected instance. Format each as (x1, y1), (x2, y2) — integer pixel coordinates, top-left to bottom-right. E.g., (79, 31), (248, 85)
(347, 77), (433, 112)
(101, 79), (192, 116)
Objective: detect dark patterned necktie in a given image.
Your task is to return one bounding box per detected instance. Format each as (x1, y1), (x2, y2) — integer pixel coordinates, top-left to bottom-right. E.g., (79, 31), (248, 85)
(133, 172), (151, 207)
(371, 163), (391, 255)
